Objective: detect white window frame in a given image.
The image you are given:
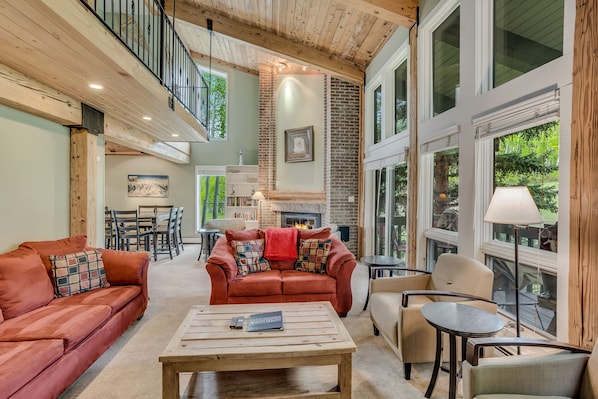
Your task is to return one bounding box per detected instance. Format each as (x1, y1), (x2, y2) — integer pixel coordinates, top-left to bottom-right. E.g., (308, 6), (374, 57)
(418, 0), (461, 122)
(195, 165), (226, 231)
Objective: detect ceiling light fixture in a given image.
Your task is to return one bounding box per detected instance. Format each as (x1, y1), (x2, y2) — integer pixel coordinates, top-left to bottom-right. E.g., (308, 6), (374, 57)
(142, 116), (152, 121)
(89, 83), (103, 90)
(171, 133), (179, 137)
(278, 62), (287, 71)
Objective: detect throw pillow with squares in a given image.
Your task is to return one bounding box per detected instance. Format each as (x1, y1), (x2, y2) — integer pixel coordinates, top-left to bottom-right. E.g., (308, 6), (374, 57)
(50, 249), (109, 297)
(230, 239), (270, 277)
(295, 239), (332, 274)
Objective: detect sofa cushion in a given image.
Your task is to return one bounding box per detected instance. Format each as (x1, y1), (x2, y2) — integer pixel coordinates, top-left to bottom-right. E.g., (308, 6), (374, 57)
(230, 239), (271, 277)
(50, 249), (109, 297)
(298, 227), (332, 240)
(0, 304), (112, 351)
(264, 227), (298, 261)
(48, 286), (141, 315)
(281, 270), (336, 295)
(225, 228), (264, 242)
(228, 270), (282, 297)
(0, 340), (64, 398)
(295, 239), (331, 274)
(0, 247), (55, 319)
(19, 235), (87, 273)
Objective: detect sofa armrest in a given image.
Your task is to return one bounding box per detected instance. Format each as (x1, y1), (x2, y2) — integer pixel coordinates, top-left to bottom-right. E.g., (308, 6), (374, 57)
(206, 237), (238, 281)
(324, 237), (356, 314)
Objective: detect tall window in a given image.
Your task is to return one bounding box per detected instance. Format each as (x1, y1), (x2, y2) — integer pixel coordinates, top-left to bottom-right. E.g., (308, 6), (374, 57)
(492, 121), (560, 252)
(494, 0), (564, 88)
(201, 68), (228, 140)
(433, 6), (460, 115)
(196, 166), (226, 230)
(375, 168), (387, 254)
(373, 85), (382, 144)
(391, 164), (408, 259)
(433, 148), (459, 231)
(394, 61), (408, 134)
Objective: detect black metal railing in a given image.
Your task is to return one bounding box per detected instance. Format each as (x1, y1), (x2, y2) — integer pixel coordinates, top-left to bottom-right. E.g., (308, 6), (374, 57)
(81, 0), (208, 129)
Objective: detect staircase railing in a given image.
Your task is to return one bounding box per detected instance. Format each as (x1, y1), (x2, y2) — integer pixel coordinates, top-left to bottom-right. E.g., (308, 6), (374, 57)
(81, 0), (208, 129)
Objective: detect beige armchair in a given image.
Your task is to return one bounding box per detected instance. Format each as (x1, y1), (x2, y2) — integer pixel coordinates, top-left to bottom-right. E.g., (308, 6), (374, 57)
(369, 253), (496, 379)
(462, 337), (596, 399)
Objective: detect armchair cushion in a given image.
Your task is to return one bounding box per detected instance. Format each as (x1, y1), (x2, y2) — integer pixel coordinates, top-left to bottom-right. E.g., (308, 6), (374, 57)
(295, 239), (331, 274)
(230, 239), (270, 276)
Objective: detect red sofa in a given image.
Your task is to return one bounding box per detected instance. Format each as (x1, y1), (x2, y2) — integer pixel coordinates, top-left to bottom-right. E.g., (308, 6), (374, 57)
(206, 228), (356, 316)
(0, 235), (149, 399)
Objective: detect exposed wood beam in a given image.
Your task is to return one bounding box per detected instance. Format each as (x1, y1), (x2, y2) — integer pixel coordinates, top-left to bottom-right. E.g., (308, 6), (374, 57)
(190, 50), (258, 76)
(0, 63), (82, 126)
(104, 116), (191, 164)
(343, 0), (417, 28)
(70, 128), (97, 245)
(165, 1), (364, 85)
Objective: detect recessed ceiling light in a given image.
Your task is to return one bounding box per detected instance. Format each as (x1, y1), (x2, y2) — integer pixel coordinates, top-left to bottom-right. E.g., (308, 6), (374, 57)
(89, 83), (103, 90)
(142, 116), (152, 121)
(171, 133), (179, 137)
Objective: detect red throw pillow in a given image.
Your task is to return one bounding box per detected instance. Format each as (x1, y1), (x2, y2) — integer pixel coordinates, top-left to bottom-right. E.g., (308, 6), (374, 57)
(19, 235), (88, 273)
(0, 247), (55, 319)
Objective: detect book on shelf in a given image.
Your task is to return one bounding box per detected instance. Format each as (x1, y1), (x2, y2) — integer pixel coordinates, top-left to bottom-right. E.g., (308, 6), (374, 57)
(247, 310), (283, 332)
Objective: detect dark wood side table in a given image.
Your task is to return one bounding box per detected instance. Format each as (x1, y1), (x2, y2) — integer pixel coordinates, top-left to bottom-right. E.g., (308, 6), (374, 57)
(197, 228), (220, 261)
(422, 302), (504, 399)
(361, 255), (405, 310)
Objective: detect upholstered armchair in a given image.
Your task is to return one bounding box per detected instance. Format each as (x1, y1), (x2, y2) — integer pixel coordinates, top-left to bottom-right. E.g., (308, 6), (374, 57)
(369, 253), (496, 379)
(462, 337), (596, 399)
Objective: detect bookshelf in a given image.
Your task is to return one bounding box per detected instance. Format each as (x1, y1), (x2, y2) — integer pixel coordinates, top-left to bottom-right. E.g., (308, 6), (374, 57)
(225, 165), (259, 223)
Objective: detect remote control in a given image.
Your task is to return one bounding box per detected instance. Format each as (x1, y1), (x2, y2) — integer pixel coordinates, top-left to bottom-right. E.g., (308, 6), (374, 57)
(229, 316), (244, 329)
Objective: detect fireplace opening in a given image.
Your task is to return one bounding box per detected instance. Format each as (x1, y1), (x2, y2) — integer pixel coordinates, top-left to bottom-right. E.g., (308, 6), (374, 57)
(281, 212), (321, 230)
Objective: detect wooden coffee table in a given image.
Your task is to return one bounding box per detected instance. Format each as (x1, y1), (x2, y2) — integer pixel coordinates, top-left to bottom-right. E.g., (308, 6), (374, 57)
(159, 301), (356, 399)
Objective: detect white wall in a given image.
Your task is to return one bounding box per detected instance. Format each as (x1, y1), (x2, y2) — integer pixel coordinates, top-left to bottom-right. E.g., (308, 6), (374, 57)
(0, 104), (71, 253)
(275, 74), (325, 192)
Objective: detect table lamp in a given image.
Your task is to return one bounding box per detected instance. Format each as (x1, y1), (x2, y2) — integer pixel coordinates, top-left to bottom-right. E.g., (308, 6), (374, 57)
(252, 191), (265, 228)
(484, 186), (543, 339)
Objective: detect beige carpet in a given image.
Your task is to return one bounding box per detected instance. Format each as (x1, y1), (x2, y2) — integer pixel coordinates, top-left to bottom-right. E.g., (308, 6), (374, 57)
(58, 245), (452, 399)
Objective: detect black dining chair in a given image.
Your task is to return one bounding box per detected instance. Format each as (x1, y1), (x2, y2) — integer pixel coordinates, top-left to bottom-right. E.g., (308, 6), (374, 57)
(104, 209), (116, 249)
(112, 210), (152, 252)
(175, 206), (184, 253)
(154, 207), (178, 259)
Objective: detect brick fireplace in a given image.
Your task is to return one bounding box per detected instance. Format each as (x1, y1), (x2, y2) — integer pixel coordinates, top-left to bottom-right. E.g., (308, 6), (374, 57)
(281, 212), (322, 229)
(256, 66), (360, 254)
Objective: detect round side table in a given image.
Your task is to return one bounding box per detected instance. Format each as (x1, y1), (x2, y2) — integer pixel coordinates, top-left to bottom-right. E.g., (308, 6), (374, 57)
(197, 228), (220, 261)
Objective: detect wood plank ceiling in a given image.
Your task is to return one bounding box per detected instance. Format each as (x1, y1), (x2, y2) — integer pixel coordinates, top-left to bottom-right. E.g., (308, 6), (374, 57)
(0, 0), (417, 159)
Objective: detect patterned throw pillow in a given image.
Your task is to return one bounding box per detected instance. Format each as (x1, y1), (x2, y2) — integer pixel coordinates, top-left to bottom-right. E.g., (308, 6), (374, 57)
(50, 250), (109, 297)
(230, 239), (271, 277)
(295, 239), (332, 274)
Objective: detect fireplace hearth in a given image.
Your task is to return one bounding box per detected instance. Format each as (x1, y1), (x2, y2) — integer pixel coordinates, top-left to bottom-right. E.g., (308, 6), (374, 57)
(281, 212), (321, 230)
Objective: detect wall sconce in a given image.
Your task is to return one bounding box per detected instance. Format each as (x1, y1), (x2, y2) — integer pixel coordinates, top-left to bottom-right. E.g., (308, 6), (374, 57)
(278, 62), (287, 71)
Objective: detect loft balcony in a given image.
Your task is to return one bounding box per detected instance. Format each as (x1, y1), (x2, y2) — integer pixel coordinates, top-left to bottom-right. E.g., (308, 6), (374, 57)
(0, 0), (208, 150)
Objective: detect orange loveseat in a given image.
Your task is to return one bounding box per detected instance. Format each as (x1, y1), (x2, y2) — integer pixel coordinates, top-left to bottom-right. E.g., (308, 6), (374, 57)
(206, 227), (356, 316)
(0, 235), (149, 399)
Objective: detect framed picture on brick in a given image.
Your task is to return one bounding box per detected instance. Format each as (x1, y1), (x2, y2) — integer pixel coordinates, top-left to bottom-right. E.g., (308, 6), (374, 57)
(285, 126), (314, 163)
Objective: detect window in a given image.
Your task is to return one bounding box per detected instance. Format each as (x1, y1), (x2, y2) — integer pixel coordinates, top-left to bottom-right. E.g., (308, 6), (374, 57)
(373, 85), (382, 144)
(493, 0), (564, 88)
(394, 61), (408, 134)
(488, 255), (557, 335)
(433, 148), (459, 231)
(492, 121), (559, 253)
(390, 163), (408, 259)
(200, 68), (228, 140)
(374, 168), (386, 254)
(195, 166), (226, 230)
(433, 6), (460, 115)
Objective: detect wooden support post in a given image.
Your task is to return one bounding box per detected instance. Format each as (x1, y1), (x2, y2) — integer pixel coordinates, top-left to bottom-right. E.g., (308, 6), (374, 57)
(70, 128), (97, 246)
(407, 24), (418, 268)
(569, 0), (598, 348)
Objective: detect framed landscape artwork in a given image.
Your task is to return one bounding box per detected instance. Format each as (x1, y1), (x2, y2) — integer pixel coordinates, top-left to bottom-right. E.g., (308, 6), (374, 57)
(285, 126), (314, 163)
(127, 174), (169, 198)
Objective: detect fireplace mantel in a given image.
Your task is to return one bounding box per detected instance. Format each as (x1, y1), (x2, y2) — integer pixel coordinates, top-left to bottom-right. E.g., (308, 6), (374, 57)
(268, 191), (326, 202)
(268, 191), (326, 214)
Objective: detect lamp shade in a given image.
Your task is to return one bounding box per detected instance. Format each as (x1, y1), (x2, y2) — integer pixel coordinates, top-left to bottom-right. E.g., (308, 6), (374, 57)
(252, 191), (265, 201)
(484, 186), (543, 226)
